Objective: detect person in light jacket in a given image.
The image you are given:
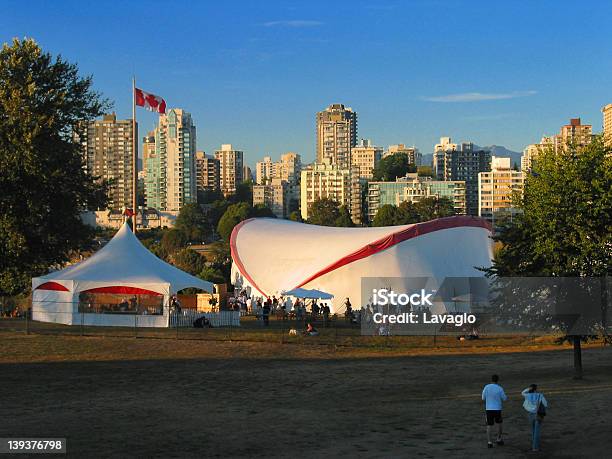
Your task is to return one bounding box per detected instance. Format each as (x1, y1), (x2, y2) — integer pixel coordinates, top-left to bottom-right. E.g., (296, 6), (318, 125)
(522, 384), (548, 452)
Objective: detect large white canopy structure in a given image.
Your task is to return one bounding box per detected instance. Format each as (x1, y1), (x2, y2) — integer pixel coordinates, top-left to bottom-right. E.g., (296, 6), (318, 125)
(32, 222), (213, 326)
(231, 216), (493, 312)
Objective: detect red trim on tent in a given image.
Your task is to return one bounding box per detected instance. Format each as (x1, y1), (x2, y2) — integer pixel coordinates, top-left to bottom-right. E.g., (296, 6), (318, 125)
(81, 286), (162, 296)
(293, 216), (491, 289)
(36, 281), (69, 292)
(230, 218), (270, 297)
(230, 216), (492, 296)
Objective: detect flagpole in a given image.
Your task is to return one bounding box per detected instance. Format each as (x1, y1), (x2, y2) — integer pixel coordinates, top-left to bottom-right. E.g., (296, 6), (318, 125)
(132, 76), (137, 233)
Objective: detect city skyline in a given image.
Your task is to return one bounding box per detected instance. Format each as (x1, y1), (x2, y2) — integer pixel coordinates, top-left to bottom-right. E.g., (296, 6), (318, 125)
(2, 0), (612, 167)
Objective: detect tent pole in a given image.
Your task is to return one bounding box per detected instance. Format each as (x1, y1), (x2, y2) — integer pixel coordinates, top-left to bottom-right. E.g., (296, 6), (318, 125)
(132, 76), (137, 233)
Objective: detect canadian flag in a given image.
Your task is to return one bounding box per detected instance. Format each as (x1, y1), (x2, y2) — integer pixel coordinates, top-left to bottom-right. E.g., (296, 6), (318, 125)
(134, 87), (166, 114)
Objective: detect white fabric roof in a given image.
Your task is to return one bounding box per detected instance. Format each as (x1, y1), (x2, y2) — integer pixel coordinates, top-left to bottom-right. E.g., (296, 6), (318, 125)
(231, 217), (493, 308)
(33, 222), (213, 295)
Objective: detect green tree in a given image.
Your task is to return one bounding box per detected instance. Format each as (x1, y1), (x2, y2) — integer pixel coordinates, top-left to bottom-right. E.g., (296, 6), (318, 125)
(413, 197), (455, 221)
(217, 202), (252, 241)
(372, 204), (402, 227)
(0, 38), (109, 295)
(372, 198), (455, 227)
(172, 248), (206, 276)
(199, 266), (226, 285)
(160, 229), (188, 257)
(417, 165), (434, 177)
(197, 188), (223, 205)
(483, 137), (612, 378)
(230, 180), (253, 204)
(207, 199), (230, 233)
(252, 204), (276, 218)
(397, 201), (421, 224)
(372, 153), (417, 181)
(335, 205), (355, 227)
(307, 198), (340, 226)
(175, 203), (209, 243)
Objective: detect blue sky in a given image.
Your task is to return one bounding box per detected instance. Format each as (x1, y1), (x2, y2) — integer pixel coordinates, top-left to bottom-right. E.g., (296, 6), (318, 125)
(2, 0), (611, 166)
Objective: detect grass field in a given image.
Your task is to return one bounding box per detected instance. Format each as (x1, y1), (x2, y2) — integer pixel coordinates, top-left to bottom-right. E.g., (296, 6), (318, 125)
(1, 331), (611, 458)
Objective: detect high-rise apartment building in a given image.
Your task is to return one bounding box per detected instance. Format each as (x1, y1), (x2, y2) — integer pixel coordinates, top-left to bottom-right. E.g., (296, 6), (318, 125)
(145, 108), (197, 212)
(277, 152), (301, 183)
(276, 152), (302, 213)
(195, 151), (220, 196)
(253, 152), (302, 215)
(603, 104), (612, 144)
(215, 144), (244, 197)
(300, 159), (362, 224)
(77, 113), (136, 210)
(256, 156), (274, 184)
(384, 144), (422, 166)
(253, 178), (290, 218)
(367, 173), (466, 221)
(554, 118), (592, 152)
(316, 103), (357, 168)
(433, 137), (458, 180)
(478, 157), (525, 224)
(521, 136), (553, 172)
(142, 131), (155, 179)
(351, 139), (383, 180)
(243, 165), (253, 183)
(433, 138), (491, 215)
(521, 118), (593, 175)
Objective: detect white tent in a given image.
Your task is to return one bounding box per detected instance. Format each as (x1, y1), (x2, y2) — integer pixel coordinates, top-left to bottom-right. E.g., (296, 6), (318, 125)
(231, 216), (493, 312)
(281, 288), (334, 300)
(32, 222), (213, 327)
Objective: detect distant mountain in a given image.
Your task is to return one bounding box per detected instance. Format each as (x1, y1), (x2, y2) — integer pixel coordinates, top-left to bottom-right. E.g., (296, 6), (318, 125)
(476, 145), (523, 169)
(420, 146), (523, 170)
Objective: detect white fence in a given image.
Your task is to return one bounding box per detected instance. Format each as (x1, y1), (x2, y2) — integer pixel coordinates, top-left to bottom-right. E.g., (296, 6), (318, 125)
(169, 310), (240, 328)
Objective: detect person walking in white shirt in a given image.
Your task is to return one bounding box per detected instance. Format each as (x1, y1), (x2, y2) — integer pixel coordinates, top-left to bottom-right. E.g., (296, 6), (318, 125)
(522, 384), (548, 452)
(482, 374), (508, 448)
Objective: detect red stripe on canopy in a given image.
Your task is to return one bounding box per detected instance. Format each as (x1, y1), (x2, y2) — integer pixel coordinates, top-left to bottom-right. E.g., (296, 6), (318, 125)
(292, 216), (492, 289)
(81, 286), (162, 296)
(36, 281), (69, 292)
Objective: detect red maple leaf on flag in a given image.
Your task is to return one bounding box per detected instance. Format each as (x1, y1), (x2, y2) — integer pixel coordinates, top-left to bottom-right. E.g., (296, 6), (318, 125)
(134, 88), (166, 114)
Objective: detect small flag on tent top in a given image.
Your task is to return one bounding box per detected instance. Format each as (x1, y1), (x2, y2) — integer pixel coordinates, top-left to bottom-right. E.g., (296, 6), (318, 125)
(134, 87), (166, 114)
(123, 208), (135, 217)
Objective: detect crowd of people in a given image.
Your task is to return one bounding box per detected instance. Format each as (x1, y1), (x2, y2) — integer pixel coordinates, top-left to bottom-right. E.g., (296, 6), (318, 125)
(228, 289), (343, 327)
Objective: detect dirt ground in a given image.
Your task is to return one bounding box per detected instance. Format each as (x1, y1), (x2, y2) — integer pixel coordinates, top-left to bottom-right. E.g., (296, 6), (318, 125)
(1, 333), (611, 458)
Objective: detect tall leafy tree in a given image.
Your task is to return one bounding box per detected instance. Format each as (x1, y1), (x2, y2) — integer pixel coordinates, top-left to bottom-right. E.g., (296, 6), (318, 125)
(335, 205), (355, 227)
(372, 153), (417, 181)
(413, 197), (455, 221)
(174, 203), (209, 243)
(397, 201), (421, 224)
(0, 38), (109, 295)
(307, 198), (341, 226)
(230, 181), (253, 204)
(160, 229), (189, 258)
(172, 248), (206, 276)
(372, 198), (455, 227)
(484, 137), (612, 378)
(372, 204), (402, 227)
(217, 202), (252, 241)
